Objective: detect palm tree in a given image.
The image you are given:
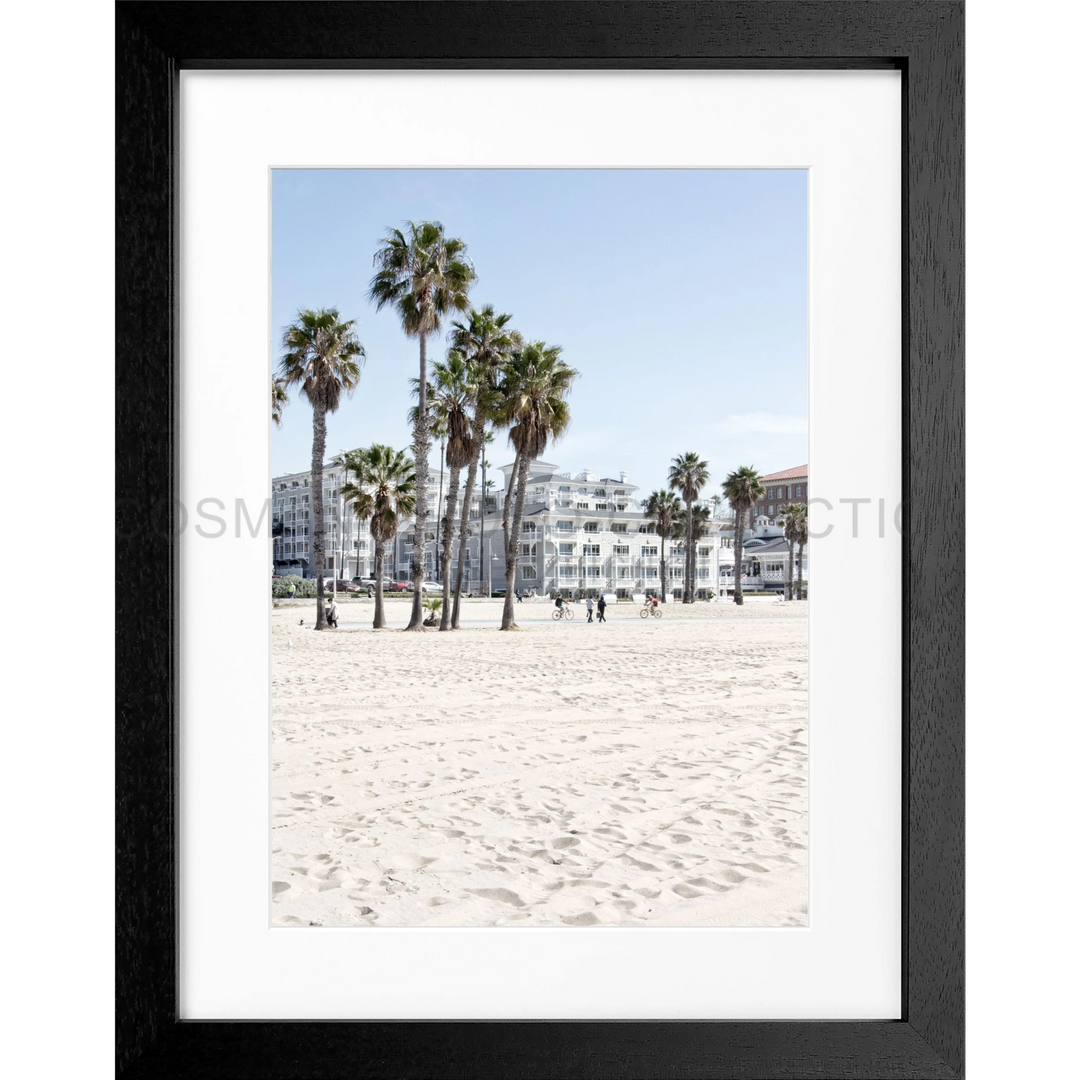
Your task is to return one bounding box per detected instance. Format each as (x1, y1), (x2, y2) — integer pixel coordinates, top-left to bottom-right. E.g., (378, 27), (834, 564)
(783, 502), (809, 600)
(675, 503), (712, 600)
(278, 309), (364, 628)
(668, 453), (710, 603)
(340, 445), (416, 629)
(722, 466), (766, 606)
(413, 353), (477, 629)
(369, 221), (475, 629)
(271, 377), (288, 428)
(643, 489), (680, 603)
(447, 306), (520, 627)
(494, 341), (577, 630)
(781, 502), (803, 600)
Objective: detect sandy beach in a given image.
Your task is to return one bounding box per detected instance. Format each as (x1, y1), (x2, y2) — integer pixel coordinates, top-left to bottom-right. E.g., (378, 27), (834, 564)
(272, 596), (807, 927)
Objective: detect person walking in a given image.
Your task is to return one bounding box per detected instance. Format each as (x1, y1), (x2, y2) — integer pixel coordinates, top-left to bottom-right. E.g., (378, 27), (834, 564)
(287, 580), (296, 600)
(324, 595), (339, 628)
(596, 594), (607, 623)
(585, 596), (594, 623)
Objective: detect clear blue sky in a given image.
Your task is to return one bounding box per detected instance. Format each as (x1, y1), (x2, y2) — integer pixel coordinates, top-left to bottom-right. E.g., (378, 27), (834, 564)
(272, 169), (806, 501)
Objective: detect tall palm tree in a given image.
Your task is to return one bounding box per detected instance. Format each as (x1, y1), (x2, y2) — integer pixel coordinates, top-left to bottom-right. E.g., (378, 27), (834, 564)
(494, 341), (577, 630)
(271, 376), (288, 428)
(722, 466), (765, 606)
(668, 452), (710, 603)
(447, 306), (520, 627)
(340, 445), (416, 629)
(675, 503), (712, 600)
(643, 489), (680, 603)
(369, 221), (475, 629)
(278, 309), (364, 628)
(781, 502), (804, 600)
(783, 502), (809, 600)
(413, 353), (477, 629)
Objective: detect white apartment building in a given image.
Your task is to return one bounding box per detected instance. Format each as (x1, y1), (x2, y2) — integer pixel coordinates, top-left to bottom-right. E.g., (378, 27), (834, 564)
(272, 458), (806, 597)
(271, 463), (478, 580)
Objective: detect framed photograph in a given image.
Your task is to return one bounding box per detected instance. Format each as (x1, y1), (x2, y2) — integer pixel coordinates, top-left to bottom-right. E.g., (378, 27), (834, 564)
(113, 4), (967, 1075)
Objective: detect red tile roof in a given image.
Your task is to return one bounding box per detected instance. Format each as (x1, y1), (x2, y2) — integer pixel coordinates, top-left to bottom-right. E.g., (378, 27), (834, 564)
(759, 465), (808, 482)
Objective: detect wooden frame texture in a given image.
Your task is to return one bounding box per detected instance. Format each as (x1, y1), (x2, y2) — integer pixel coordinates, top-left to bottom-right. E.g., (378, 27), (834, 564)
(116, 2), (963, 1076)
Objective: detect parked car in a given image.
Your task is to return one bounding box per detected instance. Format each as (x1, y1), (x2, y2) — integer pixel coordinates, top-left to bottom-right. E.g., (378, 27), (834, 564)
(386, 581), (411, 592)
(420, 581), (443, 593)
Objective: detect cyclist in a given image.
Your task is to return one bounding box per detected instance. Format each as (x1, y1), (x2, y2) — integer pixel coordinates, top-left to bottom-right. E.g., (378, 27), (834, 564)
(649, 595), (659, 610)
(554, 592), (564, 611)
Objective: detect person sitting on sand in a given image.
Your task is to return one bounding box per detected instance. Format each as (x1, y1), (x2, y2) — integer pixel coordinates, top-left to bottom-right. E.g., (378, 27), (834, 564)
(324, 595), (339, 628)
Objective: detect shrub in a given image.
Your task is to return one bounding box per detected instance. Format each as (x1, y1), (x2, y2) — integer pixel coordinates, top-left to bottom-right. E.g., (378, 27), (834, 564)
(272, 574), (316, 598)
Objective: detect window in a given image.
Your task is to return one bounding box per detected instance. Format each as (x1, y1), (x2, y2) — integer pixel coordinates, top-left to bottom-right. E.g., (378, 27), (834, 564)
(644, 567), (658, 578)
(614, 489), (626, 496)
(559, 542), (574, 556)
(586, 566), (601, 578)
(638, 524), (655, 534)
(672, 567), (683, 579)
(593, 488), (607, 497)
(519, 543), (536, 557)
(577, 502), (589, 509)
(557, 500), (571, 508)
(767, 505), (774, 515)
(642, 546), (658, 557)
(795, 485), (803, 497)
(698, 567), (710, 579)
(767, 487), (774, 499)
(699, 547), (712, 558)
(522, 521), (537, 534)
(559, 485), (571, 493)
(671, 546), (684, 557)
(612, 523), (627, 533)
(521, 566), (537, 579)
(556, 520), (573, 532)
(617, 567), (630, 578)
(596, 502), (608, 510)
(616, 504), (627, 512)
(584, 522), (599, 533)
(613, 544), (629, 556)
(558, 566), (576, 578)
(583, 544), (600, 557)
(766, 561), (785, 573)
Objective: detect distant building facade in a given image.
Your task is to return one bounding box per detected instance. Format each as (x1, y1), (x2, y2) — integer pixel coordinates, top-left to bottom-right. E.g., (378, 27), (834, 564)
(272, 459), (807, 596)
(752, 465), (808, 529)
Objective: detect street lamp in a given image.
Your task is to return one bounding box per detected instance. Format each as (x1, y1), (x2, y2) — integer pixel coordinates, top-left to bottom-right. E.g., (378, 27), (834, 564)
(488, 552), (499, 598)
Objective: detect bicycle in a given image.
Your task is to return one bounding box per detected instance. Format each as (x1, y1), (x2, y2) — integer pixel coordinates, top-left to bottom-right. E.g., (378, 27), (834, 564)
(551, 605), (575, 621)
(639, 603), (662, 618)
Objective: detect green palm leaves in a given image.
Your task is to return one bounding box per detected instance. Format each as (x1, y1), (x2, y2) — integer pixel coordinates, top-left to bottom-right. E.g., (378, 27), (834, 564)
(278, 308), (364, 413)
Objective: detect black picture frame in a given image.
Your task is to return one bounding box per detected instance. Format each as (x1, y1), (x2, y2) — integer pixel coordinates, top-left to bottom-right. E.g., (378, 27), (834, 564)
(116, 2), (963, 1077)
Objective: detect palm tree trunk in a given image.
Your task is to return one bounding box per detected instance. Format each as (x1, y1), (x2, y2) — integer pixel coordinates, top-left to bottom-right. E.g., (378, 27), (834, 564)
(407, 332), (430, 629)
(733, 506), (745, 606)
(451, 449), (480, 628)
(501, 455), (520, 556)
(682, 494), (692, 603)
(373, 541), (386, 628)
(436, 435), (445, 579)
(500, 453), (530, 630)
(439, 466), (461, 629)
(786, 537), (795, 601)
(797, 540), (805, 600)
(480, 457), (488, 597)
(660, 535), (667, 603)
(312, 401), (328, 629)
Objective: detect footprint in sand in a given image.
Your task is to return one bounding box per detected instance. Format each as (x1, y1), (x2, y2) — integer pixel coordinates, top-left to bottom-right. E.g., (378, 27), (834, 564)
(466, 888), (525, 908)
